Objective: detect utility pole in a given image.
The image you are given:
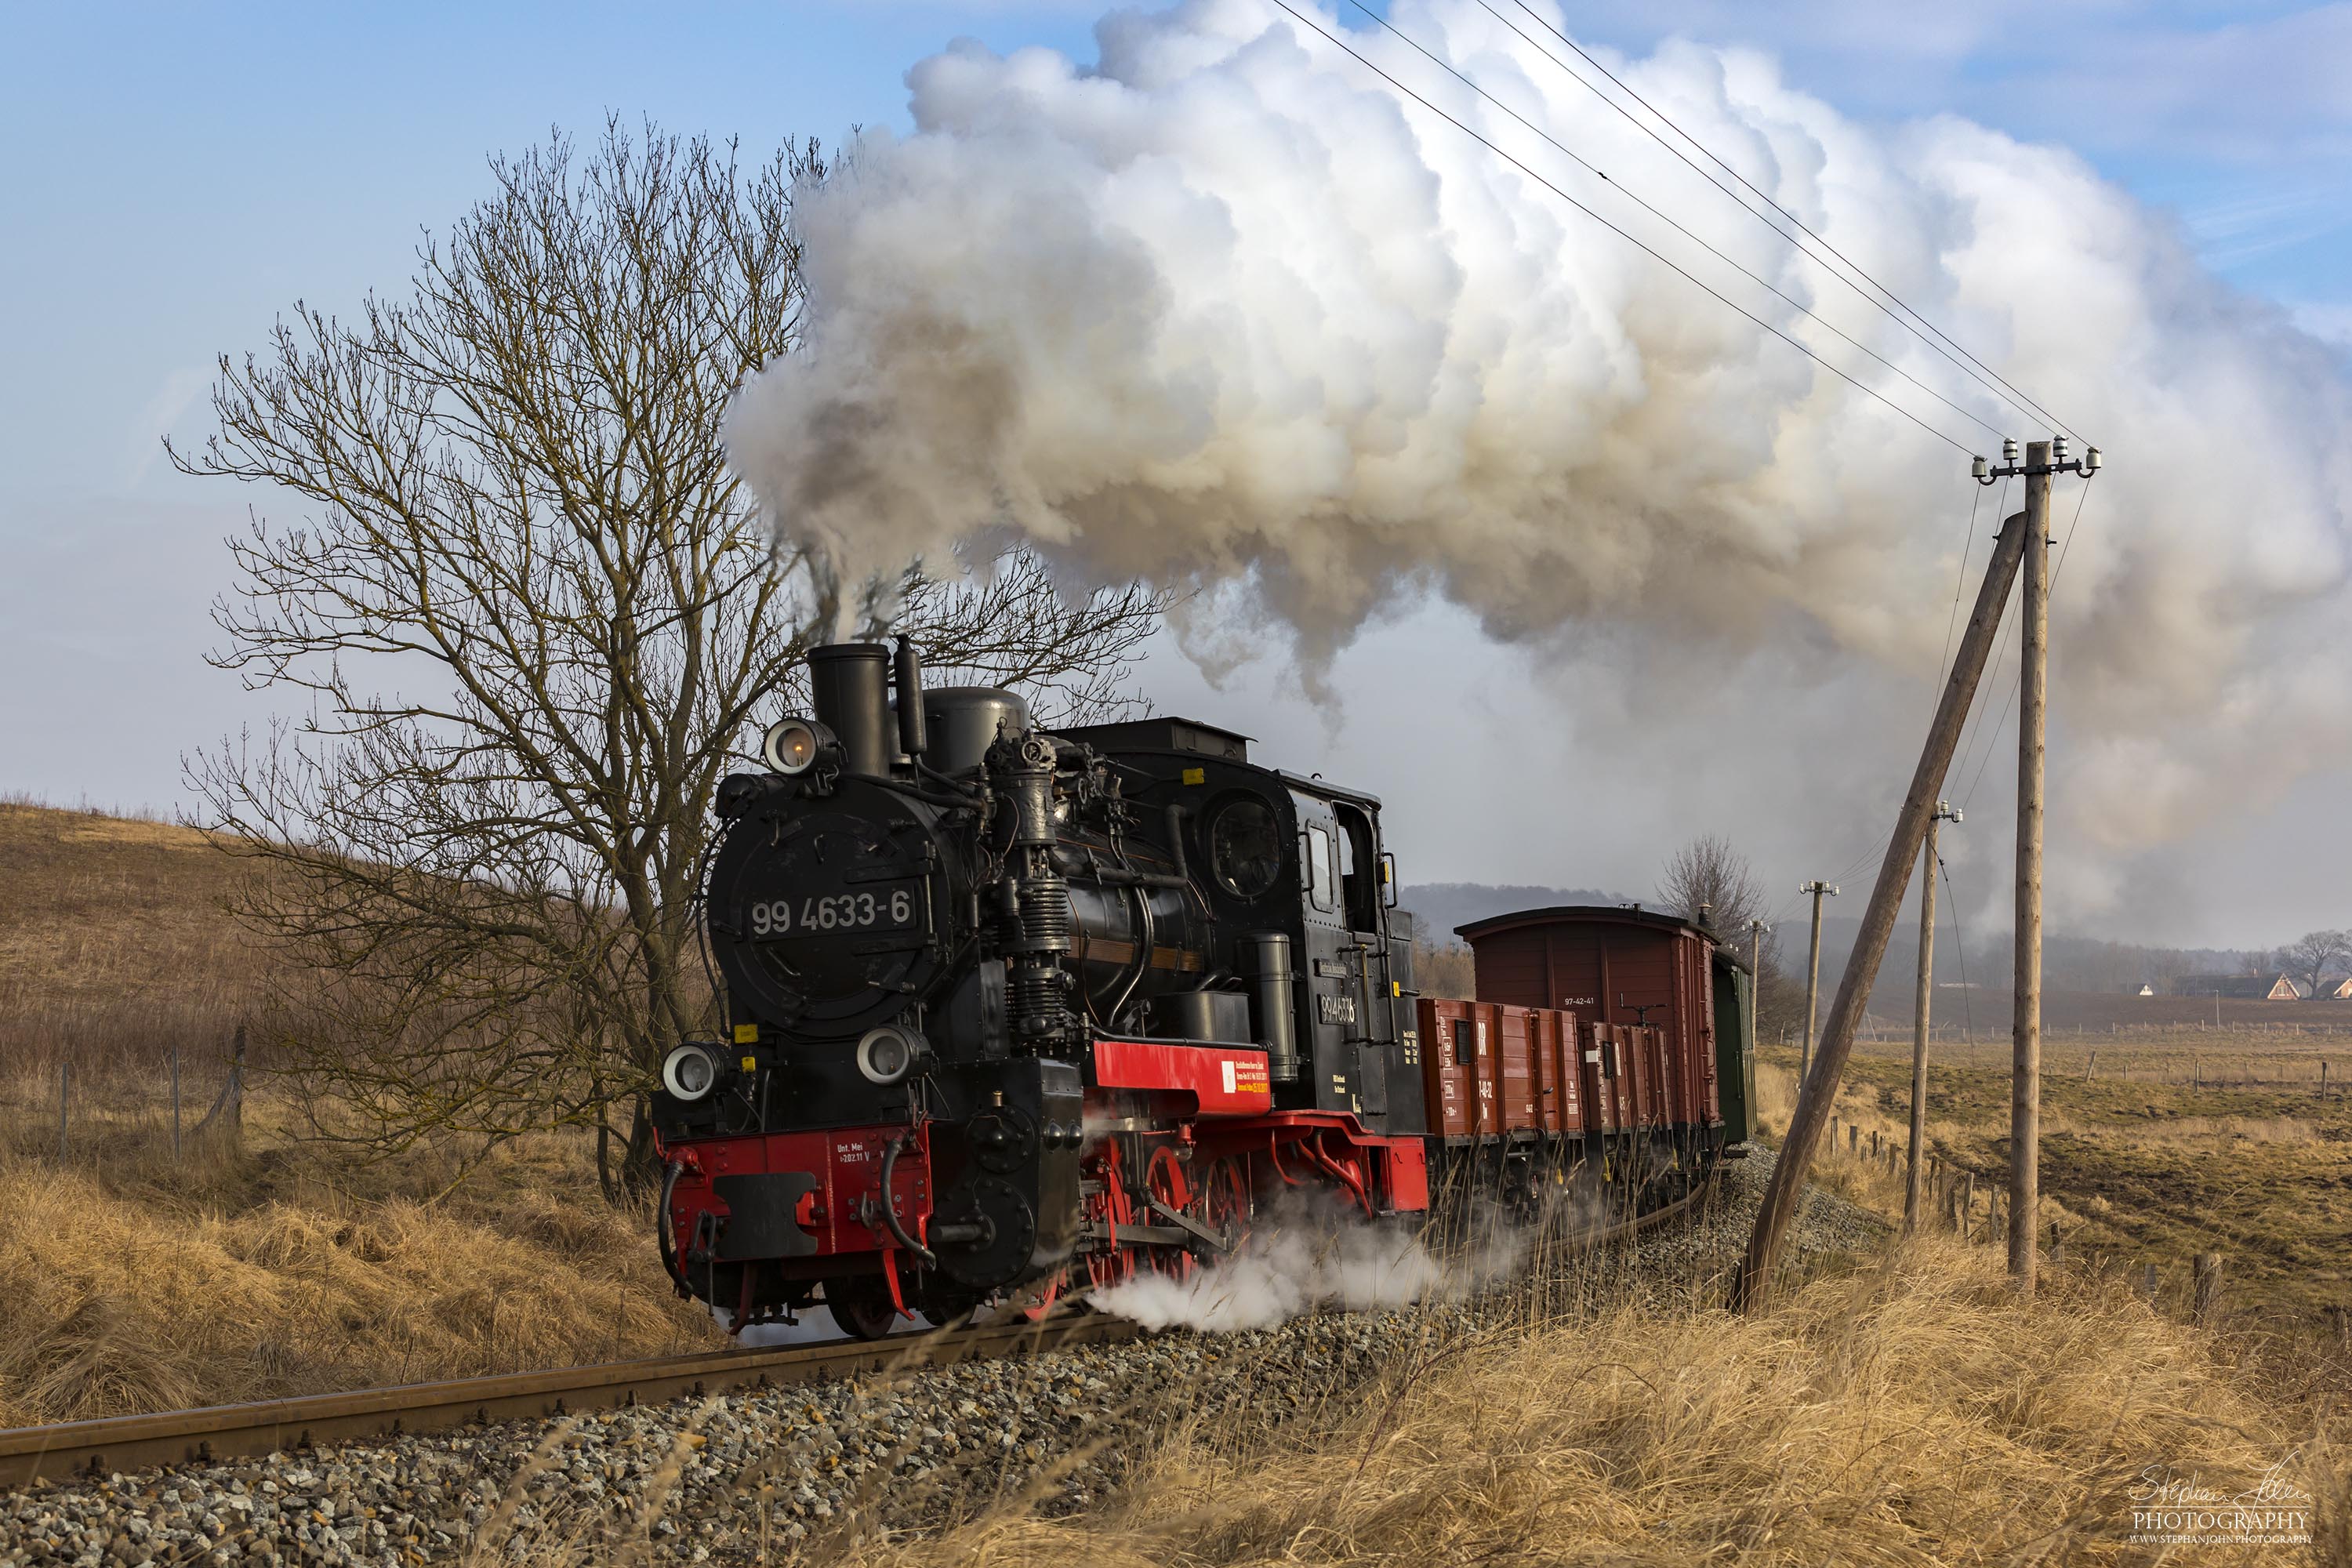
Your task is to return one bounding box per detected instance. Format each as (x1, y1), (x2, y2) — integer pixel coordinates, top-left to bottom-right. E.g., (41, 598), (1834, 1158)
(1798, 881), (1838, 1083)
(1905, 802), (1961, 1232)
(1748, 918), (1769, 1063)
(1980, 435), (2099, 1295)
(1735, 507), (2030, 1312)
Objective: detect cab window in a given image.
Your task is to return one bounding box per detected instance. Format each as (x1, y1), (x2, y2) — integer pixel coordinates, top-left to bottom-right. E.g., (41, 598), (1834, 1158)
(1305, 824), (1334, 911)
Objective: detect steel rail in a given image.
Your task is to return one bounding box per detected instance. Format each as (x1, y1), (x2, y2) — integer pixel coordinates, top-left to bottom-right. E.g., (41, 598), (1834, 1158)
(0, 1314), (1137, 1489)
(0, 1173), (1718, 1490)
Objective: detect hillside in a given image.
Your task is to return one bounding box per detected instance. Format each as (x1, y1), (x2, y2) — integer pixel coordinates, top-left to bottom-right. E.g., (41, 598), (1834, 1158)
(0, 800), (718, 1425)
(0, 798), (272, 1083)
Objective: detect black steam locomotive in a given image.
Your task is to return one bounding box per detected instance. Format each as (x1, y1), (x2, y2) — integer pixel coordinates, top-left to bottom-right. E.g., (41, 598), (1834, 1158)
(653, 641), (1750, 1338)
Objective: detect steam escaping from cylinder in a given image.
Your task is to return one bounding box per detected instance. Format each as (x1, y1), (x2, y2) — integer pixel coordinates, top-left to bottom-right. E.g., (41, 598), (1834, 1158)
(726, 0), (2352, 848)
(1087, 1189), (1507, 1331)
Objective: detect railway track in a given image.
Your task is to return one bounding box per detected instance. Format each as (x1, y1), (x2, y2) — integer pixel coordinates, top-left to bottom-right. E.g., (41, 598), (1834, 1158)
(0, 1178), (1713, 1491)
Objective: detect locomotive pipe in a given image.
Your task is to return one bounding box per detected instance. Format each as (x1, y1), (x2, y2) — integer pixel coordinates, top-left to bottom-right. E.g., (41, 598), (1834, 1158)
(808, 644), (892, 778)
(875, 1134), (937, 1268)
(893, 635), (928, 762)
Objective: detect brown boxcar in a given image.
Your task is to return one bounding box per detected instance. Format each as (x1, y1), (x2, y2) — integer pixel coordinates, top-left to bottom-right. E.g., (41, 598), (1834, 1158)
(1460, 906), (1723, 1133)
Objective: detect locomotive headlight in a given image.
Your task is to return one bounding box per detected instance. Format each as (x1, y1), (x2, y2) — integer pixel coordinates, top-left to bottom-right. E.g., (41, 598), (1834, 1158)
(761, 716), (832, 776)
(855, 1023), (927, 1085)
(662, 1042), (723, 1102)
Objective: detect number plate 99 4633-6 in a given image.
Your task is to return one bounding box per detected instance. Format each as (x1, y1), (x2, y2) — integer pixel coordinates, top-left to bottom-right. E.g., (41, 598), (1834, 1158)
(746, 883), (920, 938)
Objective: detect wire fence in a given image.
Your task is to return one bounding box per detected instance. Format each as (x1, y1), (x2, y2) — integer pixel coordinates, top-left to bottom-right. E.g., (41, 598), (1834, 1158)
(2, 1028), (249, 1166)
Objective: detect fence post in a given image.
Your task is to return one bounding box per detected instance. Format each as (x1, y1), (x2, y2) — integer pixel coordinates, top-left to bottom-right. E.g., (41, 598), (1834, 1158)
(1849, 1124), (1859, 1155)
(58, 1062), (69, 1163)
(2192, 1254), (2223, 1323)
(2141, 1261), (2158, 1301)
(2048, 1219), (2063, 1264)
(172, 1047), (183, 1163)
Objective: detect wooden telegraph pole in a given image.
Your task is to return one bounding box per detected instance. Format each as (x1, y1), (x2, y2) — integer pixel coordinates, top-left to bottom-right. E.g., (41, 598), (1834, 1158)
(1798, 881), (1837, 1082)
(1749, 918), (1768, 1065)
(1734, 509), (2029, 1311)
(1904, 801), (1960, 1232)
(2009, 440), (2054, 1292)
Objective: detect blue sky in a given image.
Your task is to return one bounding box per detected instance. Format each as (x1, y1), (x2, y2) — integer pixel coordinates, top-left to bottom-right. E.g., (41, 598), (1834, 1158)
(3, 1), (2347, 942)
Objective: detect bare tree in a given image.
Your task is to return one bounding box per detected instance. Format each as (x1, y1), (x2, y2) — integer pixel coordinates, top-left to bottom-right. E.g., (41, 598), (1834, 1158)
(1657, 834), (1766, 936)
(1657, 834), (1806, 1036)
(172, 122), (1165, 1193)
(2278, 930), (2351, 1000)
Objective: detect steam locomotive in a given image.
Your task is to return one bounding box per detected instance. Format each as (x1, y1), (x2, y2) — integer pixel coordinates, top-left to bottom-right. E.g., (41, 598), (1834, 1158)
(652, 641), (1756, 1338)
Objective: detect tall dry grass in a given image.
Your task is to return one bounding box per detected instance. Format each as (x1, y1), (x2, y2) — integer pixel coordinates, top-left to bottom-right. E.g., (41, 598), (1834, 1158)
(0, 1134), (717, 1428)
(825, 1236), (2332, 1566)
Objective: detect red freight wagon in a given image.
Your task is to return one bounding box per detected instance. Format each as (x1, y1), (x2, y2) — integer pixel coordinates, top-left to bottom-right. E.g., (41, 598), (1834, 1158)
(1581, 1021), (1628, 1132)
(1419, 996), (1581, 1142)
(1460, 906), (1724, 1132)
(1529, 1007), (1579, 1134)
(1490, 1003), (1539, 1134)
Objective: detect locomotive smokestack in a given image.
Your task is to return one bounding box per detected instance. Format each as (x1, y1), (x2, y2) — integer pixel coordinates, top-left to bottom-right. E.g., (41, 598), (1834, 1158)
(808, 643), (891, 778)
(893, 635), (927, 764)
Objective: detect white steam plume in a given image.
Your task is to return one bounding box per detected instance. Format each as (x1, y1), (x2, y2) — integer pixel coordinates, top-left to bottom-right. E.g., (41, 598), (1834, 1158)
(1086, 1185), (1542, 1331)
(727, 0), (2352, 843)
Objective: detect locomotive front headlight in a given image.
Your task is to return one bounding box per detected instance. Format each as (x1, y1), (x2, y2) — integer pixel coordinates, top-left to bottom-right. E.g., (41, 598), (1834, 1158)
(761, 717), (831, 776)
(855, 1023), (927, 1086)
(662, 1042), (722, 1102)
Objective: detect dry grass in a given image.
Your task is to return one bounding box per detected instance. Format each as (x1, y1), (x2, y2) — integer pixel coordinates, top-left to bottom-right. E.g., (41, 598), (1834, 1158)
(818, 1236), (2328, 1566)
(0, 1130), (717, 1428)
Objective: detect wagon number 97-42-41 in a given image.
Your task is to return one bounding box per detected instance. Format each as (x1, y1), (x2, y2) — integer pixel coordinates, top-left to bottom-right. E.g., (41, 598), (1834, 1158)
(749, 887), (913, 937)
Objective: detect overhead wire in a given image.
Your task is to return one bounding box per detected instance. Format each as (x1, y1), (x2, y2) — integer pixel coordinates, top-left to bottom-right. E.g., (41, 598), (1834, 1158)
(1490, 0), (2085, 446)
(1259, 0), (1978, 456)
(1340, 0), (2009, 443)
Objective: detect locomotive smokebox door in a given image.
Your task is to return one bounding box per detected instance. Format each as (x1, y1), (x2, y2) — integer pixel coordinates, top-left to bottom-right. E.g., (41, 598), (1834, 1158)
(705, 775), (949, 1042)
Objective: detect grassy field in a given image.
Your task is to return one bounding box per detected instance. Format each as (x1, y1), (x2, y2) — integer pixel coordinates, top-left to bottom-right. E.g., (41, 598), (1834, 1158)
(1768, 1027), (2352, 1327)
(0, 800), (722, 1428)
(818, 1236), (2337, 1566)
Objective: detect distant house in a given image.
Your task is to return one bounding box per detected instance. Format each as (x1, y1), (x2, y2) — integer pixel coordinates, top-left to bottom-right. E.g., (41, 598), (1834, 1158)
(2320, 976), (2352, 1001)
(2171, 972), (2299, 1001)
(2129, 983), (2155, 997)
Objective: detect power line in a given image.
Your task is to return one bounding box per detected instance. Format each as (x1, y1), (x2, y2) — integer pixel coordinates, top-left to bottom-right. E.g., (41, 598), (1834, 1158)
(1939, 851), (1973, 1043)
(1936, 476), (2004, 690)
(1340, 0), (2009, 443)
(1260, 0), (1978, 456)
(1490, 0), (2084, 446)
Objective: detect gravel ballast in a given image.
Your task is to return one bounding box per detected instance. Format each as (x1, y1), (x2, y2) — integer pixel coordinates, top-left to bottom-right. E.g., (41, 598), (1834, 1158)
(2, 1148), (1885, 1566)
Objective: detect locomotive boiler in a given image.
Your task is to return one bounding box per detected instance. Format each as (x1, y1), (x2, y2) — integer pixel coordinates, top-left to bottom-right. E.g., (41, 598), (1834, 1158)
(652, 640), (1754, 1338)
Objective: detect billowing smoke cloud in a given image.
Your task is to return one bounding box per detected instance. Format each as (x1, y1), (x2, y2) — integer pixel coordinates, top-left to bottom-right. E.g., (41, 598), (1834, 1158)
(726, 0), (2352, 848)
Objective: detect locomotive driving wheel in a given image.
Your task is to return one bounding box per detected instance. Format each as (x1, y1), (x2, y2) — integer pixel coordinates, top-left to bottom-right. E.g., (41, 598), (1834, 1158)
(823, 1274), (901, 1342)
(1082, 1139), (1139, 1292)
(1201, 1152), (1254, 1250)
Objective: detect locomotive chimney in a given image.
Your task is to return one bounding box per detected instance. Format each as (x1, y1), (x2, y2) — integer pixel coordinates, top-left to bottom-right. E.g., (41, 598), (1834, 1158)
(808, 643), (891, 778)
(893, 634), (928, 764)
